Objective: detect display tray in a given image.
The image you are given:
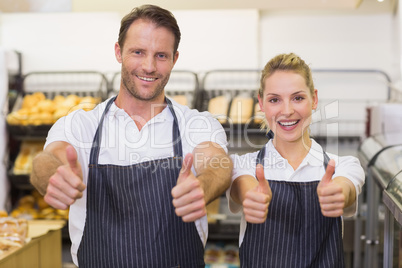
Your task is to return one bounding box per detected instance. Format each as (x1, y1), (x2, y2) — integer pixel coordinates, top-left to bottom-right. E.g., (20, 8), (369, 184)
(7, 171), (33, 191)
(7, 124), (52, 139)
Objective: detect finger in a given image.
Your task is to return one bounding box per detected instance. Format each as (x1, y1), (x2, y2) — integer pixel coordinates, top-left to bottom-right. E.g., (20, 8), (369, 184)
(180, 208), (207, 222)
(180, 153), (194, 178)
(321, 159), (335, 185)
(43, 194), (69, 210)
(245, 191), (269, 204)
(57, 165), (86, 192)
(48, 171), (84, 200)
(321, 208), (344, 218)
(66, 145), (80, 175)
(172, 175), (201, 199)
(243, 206), (268, 219)
(174, 198), (206, 216)
(172, 181), (203, 206)
(256, 164), (267, 191)
(245, 214), (267, 224)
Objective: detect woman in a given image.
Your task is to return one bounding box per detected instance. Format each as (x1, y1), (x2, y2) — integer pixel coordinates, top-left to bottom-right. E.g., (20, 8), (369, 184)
(228, 53), (365, 267)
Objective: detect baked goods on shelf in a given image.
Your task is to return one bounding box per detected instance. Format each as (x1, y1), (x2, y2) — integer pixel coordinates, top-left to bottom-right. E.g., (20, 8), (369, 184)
(10, 191), (69, 221)
(0, 217), (28, 246)
(208, 95), (230, 124)
(13, 141), (45, 175)
(169, 95), (188, 106)
(228, 95), (254, 124)
(6, 92), (100, 126)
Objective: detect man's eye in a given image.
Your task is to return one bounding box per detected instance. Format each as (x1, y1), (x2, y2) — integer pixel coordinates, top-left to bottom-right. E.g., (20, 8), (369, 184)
(157, 54), (167, 59)
(134, 51), (141, 55)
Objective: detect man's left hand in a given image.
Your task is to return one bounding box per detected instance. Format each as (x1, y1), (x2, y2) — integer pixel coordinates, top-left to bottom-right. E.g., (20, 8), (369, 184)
(171, 153), (207, 222)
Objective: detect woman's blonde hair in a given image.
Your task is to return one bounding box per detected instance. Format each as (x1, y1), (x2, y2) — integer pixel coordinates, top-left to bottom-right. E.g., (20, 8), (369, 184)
(258, 53), (315, 132)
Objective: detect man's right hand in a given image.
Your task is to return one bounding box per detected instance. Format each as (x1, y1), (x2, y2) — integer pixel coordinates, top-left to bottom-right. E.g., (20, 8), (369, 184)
(243, 164), (272, 223)
(44, 145), (86, 210)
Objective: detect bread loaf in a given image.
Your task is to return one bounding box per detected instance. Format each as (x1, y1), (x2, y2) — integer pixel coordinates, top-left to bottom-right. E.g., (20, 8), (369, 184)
(229, 96), (254, 124)
(170, 95), (188, 106)
(208, 96), (229, 124)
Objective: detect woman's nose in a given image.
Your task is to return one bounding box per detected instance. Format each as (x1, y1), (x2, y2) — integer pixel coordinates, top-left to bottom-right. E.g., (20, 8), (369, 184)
(282, 102), (294, 116)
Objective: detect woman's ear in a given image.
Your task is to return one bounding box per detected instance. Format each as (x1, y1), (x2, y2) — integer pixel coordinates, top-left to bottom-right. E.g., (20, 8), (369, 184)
(258, 94), (264, 112)
(312, 89), (318, 110)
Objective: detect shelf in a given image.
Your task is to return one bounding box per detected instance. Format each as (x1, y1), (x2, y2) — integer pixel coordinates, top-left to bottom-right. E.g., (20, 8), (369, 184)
(8, 172), (34, 191)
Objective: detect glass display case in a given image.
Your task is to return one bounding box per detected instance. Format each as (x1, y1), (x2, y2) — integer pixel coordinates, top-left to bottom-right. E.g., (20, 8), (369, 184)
(359, 135), (402, 268)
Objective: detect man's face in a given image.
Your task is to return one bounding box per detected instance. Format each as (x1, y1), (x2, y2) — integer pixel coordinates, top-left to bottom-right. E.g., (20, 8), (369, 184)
(115, 19), (179, 102)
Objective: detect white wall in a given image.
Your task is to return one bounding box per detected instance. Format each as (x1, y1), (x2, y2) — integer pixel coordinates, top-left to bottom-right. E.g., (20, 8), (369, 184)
(260, 10), (398, 79)
(0, 10), (260, 75)
(0, 12), (121, 74)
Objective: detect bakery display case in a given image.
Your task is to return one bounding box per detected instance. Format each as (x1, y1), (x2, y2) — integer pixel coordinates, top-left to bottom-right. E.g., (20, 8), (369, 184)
(6, 71), (108, 203)
(109, 70), (200, 108)
(358, 132), (402, 268)
(371, 145), (402, 268)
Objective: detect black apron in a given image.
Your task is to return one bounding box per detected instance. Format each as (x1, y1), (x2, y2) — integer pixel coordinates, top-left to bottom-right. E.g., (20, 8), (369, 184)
(240, 134), (344, 268)
(77, 97), (205, 267)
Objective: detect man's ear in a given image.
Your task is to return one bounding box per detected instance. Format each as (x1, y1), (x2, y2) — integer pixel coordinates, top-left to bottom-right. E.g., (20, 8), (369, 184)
(173, 51), (179, 65)
(115, 42), (122, 63)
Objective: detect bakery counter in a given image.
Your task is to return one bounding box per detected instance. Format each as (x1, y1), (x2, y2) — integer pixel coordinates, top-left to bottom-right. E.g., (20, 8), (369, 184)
(0, 220), (65, 268)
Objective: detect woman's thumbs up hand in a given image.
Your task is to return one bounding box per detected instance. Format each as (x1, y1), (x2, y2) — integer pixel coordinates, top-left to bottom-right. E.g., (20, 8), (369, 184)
(243, 164), (272, 224)
(317, 159), (345, 217)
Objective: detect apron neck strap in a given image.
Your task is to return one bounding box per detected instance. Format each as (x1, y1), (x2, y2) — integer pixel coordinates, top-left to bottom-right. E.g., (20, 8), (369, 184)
(165, 97), (183, 158)
(89, 96), (183, 165)
(256, 135), (332, 173)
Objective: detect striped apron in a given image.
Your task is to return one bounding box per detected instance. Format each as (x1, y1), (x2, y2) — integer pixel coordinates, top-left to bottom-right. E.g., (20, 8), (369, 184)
(240, 140), (344, 268)
(77, 97), (205, 267)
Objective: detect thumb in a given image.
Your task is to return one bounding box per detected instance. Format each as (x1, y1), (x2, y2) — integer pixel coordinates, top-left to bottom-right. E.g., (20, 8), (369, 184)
(180, 153), (193, 178)
(256, 164), (269, 194)
(321, 159), (335, 185)
(66, 145), (80, 175)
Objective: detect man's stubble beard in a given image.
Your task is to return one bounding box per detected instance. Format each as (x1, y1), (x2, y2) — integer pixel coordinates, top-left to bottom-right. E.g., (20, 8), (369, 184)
(121, 67), (171, 102)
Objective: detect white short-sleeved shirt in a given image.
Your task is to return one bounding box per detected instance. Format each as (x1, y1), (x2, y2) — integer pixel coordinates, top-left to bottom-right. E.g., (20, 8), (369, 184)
(226, 139), (365, 246)
(44, 97), (228, 265)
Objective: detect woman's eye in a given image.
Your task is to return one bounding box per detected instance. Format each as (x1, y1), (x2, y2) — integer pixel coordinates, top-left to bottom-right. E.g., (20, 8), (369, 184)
(294, 96), (305, 101)
(268, 98), (278, 103)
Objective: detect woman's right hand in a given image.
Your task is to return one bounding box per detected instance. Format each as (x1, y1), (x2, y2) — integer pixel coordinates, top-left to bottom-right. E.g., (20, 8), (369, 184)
(243, 164), (272, 223)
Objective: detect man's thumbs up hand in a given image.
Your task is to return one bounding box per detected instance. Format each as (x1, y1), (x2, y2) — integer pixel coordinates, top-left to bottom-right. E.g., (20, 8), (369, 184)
(243, 164), (272, 223)
(172, 153), (206, 222)
(44, 145), (85, 210)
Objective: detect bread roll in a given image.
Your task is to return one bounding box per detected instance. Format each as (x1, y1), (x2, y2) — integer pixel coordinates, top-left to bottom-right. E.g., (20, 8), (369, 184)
(171, 95), (188, 106)
(208, 96), (229, 124)
(229, 96), (254, 124)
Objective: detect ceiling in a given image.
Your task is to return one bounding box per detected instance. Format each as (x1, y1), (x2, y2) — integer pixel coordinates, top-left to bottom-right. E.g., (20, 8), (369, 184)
(0, 0), (397, 13)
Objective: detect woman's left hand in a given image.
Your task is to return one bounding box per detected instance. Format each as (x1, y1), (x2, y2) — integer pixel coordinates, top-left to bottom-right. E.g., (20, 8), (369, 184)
(317, 159), (345, 217)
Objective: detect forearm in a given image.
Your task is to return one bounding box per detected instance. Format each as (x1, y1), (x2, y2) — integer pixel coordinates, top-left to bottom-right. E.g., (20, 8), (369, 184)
(30, 151), (64, 195)
(333, 176), (356, 209)
(230, 175), (258, 205)
(196, 154), (232, 205)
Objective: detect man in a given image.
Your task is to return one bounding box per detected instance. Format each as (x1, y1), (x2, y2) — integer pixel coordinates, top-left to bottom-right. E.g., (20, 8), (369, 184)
(30, 5), (232, 267)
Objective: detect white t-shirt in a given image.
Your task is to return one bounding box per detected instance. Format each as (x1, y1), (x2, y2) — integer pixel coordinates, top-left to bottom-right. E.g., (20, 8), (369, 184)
(227, 139), (365, 246)
(44, 97), (228, 265)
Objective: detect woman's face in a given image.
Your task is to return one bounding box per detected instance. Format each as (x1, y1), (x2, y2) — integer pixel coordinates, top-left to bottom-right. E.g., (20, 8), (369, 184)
(258, 70), (318, 145)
